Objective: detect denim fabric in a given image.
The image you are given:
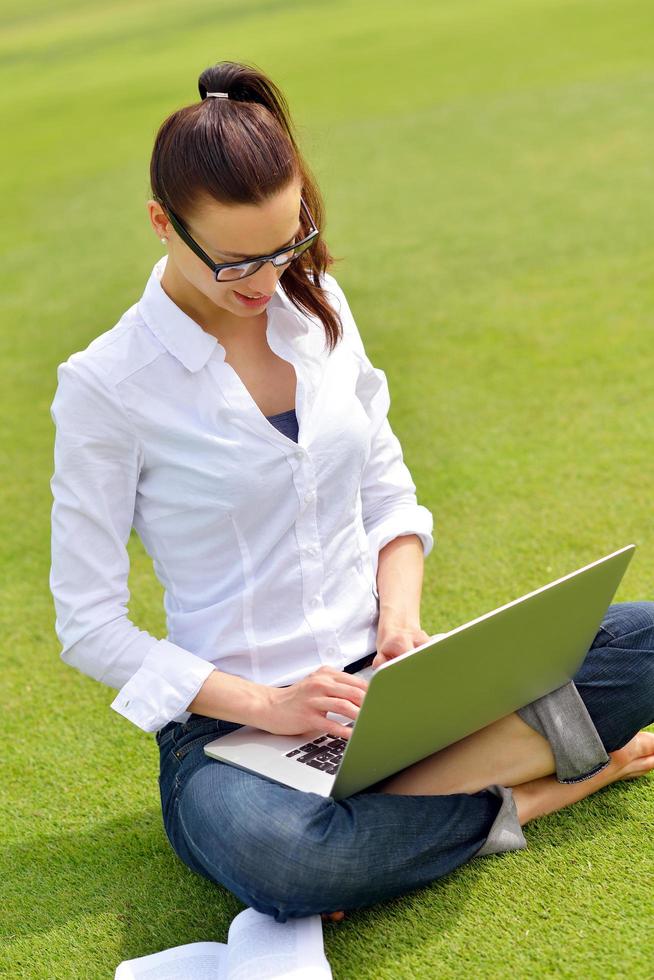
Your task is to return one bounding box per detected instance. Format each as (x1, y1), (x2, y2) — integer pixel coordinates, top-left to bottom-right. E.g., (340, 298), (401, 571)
(517, 680), (610, 783)
(155, 600), (654, 922)
(474, 784), (526, 856)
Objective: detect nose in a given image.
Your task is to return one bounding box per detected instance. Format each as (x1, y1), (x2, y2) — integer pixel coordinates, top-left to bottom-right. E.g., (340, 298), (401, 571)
(246, 260), (282, 296)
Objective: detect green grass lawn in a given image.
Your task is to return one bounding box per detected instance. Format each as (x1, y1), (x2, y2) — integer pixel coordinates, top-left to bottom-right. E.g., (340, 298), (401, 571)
(2, 0), (654, 975)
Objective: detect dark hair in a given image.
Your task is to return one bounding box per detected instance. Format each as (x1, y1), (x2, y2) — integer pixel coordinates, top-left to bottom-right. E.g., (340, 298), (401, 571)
(149, 60), (343, 352)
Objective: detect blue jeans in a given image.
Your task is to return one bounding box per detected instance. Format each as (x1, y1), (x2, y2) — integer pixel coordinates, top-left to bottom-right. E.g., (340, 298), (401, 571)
(155, 601), (654, 922)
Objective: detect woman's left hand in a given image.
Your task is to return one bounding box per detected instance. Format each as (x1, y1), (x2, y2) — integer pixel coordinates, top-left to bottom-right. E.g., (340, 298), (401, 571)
(371, 617), (432, 669)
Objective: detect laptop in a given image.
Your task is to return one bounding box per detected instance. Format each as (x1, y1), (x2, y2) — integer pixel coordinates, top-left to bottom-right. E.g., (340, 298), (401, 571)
(204, 544), (635, 800)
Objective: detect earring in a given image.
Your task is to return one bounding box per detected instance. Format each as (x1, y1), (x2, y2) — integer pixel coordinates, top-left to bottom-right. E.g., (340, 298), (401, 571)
(160, 237), (168, 244)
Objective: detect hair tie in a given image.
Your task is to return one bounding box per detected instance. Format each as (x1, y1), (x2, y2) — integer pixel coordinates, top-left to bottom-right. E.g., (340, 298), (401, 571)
(205, 91), (230, 99)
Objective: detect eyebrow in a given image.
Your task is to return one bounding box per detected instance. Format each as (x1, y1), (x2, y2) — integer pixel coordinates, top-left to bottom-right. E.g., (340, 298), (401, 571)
(214, 223), (303, 261)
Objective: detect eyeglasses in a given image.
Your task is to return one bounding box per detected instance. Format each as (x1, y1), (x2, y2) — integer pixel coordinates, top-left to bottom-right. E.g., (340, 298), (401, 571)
(159, 195), (320, 282)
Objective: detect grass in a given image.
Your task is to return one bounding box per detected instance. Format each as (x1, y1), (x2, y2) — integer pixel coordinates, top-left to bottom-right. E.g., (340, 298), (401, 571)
(2, 0), (653, 976)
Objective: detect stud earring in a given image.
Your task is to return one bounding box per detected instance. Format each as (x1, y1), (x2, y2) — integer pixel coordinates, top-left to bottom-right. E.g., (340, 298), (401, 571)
(160, 237), (168, 244)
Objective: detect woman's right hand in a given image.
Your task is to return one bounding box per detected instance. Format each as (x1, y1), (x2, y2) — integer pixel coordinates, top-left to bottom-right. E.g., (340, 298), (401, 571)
(259, 665), (369, 740)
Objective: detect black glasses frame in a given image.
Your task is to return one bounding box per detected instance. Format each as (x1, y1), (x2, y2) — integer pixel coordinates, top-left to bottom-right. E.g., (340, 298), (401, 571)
(159, 196), (320, 282)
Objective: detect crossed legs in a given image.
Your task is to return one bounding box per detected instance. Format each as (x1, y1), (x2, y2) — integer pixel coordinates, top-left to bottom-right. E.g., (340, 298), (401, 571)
(164, 601), (654, 923)
(375, 708), (654, 825)
(377, 600), (654, 812)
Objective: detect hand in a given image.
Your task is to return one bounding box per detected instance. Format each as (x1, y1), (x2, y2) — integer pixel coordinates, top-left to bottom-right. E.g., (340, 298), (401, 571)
(260, 665), (369, 740)
(371, 617), (432, 669)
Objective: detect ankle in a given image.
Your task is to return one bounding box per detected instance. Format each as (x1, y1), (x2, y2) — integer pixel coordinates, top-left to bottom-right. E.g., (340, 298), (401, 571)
(511, 781), (538, 825)
(511, 758), (617, 826)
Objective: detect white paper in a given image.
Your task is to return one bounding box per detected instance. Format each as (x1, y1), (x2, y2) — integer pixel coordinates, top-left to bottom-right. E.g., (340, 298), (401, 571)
(227, 909), (331, 980)
(114, 909), (331, 980)
(114, 941), (226, 979)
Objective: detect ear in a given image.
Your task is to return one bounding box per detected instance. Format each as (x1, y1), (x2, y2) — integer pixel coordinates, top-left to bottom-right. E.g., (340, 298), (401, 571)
(146, 199), (170, 240)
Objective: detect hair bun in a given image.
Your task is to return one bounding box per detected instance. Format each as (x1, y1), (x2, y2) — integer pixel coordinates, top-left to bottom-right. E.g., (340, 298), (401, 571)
(198, 79), (229, 101)
(198, 62), (260, 106)
(198, 64), (239, 102)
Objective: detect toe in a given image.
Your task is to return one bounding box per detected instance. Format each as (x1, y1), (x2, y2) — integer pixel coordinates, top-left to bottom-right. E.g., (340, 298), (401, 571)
(321, 910), (346, 922)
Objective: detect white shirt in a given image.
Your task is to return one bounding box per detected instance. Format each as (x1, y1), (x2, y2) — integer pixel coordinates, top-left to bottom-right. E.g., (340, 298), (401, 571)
(49, 256), (434, 733)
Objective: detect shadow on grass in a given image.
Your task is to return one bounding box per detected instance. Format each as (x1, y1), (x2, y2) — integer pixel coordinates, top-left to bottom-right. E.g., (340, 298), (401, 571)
(4, 782), (639, 969)
(5, 806), (244, 957)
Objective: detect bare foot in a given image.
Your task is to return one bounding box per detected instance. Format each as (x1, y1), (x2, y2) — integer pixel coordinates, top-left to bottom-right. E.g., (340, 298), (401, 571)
(606, 730), (654, 782)
(513, 729), (654, 825)
(321, 910), (346, 923)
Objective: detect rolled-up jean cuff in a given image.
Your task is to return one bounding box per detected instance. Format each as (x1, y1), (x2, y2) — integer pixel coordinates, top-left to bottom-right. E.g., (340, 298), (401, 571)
(473, 784), (528, 857)
(516, 680), (610, 784)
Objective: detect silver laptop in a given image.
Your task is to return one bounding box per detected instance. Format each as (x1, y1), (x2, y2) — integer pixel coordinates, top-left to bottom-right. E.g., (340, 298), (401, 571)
(204, 544), (635, 800)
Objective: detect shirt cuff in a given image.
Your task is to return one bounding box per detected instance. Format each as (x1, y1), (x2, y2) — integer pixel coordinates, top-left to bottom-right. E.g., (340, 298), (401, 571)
(110, 639), (217, 733)
(366, 505), (435, 595)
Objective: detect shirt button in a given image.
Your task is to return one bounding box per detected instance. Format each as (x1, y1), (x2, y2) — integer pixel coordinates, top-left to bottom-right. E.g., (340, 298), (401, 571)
(294, 451), (303, 460)
(307, 547), (317, 557)
(326, 646), (336, 655)
(310, 596), (320, 607)
(304, 491), (315, 503)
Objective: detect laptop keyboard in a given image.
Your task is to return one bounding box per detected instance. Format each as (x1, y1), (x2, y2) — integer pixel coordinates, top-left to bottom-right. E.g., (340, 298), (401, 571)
(284, 722), (355, 774)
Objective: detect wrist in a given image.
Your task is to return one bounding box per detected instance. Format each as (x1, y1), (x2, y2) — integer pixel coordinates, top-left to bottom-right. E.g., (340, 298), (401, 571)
(187, 669), (274, 728)
(378, 603), (422, 628)
(251, 682), (279, 730)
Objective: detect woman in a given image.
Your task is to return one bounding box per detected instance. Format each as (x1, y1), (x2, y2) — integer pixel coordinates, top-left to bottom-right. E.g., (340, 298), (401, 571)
(49, 60), (654, 925)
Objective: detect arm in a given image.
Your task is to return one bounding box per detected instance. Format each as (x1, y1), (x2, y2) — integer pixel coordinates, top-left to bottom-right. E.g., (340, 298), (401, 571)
(49, 357), (218, 733)
(323, 274), (435, 666)
(372, 533), (431, 668)
(186, 667), (271, 725)
(377, 532), (424, 624)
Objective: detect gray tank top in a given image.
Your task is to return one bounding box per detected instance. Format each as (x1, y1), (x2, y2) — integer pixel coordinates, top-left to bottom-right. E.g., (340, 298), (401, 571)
(265, 408), (299, 443)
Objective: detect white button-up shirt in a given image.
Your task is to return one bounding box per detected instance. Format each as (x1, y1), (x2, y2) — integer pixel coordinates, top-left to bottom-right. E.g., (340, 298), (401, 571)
(49, 256), (434, 733)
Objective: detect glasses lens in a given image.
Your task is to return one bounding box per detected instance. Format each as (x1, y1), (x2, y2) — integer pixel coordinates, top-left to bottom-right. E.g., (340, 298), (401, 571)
(216, 261), (262, 282)
(272, 237), (316, 268)
(215, 235), (318, 282)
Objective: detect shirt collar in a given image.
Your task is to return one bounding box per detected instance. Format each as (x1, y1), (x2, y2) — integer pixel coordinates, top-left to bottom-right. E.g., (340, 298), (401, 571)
(137, 255), (304, 373)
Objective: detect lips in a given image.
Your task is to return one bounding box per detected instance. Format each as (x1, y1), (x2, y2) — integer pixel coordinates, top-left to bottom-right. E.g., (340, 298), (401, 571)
(233, 289), (273, 309)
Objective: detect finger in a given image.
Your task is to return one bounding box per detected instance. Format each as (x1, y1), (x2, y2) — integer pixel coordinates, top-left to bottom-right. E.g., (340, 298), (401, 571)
(311, 714), (355, 739)
(319, 665), (369, 692)
(316, 671), (368, 694)
(315, 696), (361, 722)
(326, 680), (367, 704)
(337, 672), (369, 692)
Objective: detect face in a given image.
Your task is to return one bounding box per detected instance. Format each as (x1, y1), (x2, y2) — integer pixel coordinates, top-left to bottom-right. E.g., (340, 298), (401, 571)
(147, 177), (303, 324)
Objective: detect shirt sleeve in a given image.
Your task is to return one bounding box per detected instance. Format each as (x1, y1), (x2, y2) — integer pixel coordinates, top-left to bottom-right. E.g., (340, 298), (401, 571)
(49, 358), (216, 733)
(323, 274), (435, 590)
